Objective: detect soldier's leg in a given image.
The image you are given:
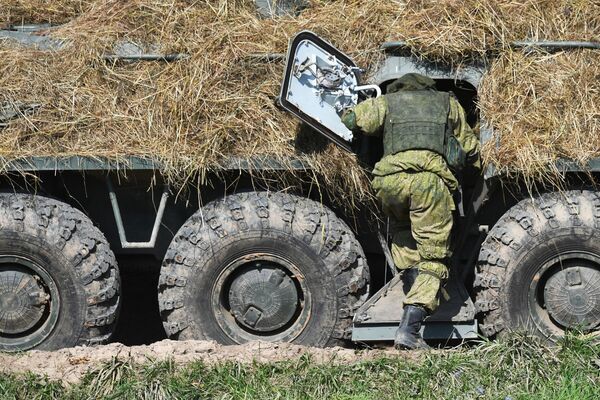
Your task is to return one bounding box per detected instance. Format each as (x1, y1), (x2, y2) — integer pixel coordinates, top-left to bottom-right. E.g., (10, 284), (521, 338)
(404, 171), (454, 313)
(390, 221), (421, 293)
(404, 261), (448, 312)
(372, 173), (419, 272)
(391, 221), (421, 271)
(395, 172), (454, 350)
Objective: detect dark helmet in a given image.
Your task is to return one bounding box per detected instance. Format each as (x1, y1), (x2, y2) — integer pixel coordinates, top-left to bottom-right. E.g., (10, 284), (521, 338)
(387, 73), (436, 93)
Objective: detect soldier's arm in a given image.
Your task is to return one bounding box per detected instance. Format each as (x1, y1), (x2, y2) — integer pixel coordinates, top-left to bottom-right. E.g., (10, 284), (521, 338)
(449, 96), (481, 169)
(341, 96), (387, 136)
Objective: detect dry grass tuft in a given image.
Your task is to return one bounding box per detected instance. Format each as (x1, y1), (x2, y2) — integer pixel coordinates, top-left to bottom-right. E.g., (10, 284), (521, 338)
(0, 0), (397, 205)
(398, 0), (599, 59)
(0, 0), (598, 205)
(0, 0), (92, 26)
(480, 49), (600, 182)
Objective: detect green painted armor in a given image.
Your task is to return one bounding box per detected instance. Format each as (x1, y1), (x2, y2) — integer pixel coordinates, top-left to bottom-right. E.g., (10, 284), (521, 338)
(383, 90), (465, 169)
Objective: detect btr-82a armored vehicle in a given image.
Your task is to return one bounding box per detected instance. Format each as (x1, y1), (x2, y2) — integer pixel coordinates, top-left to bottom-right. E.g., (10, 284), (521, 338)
(1, 26), (599, 351)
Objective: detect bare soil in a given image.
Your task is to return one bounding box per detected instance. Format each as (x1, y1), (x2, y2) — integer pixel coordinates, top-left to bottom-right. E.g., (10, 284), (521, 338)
(0, 340), (416, 384)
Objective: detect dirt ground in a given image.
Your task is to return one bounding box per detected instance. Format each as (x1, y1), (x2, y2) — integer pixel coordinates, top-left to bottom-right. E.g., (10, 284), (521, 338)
(0, 340), (416, 384)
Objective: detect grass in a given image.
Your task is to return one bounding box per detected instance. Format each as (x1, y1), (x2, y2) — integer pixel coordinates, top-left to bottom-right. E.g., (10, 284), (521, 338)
(1, 334), (599, 400)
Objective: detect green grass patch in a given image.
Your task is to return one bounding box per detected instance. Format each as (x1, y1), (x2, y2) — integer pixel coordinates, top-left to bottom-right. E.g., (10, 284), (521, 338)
(1, 334), (599, 400)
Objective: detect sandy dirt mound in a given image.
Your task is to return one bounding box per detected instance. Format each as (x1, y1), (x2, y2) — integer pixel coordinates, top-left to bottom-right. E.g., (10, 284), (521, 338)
(0, 340), (415, 384)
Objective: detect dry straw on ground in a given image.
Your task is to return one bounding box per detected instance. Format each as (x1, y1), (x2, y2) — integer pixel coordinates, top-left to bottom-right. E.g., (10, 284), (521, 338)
(0, 0), (598, 204)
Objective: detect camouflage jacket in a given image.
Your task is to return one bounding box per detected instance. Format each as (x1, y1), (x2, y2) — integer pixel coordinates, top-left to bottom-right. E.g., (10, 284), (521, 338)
(351, 95), (480, 191)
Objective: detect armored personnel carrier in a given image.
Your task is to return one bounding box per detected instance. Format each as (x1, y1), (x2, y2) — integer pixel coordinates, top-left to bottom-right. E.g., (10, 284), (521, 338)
(1, 23), (599, 351)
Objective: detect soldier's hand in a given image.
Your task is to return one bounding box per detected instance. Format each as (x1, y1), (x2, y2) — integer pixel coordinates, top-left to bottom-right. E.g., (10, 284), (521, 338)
(340, 109), (357, 130)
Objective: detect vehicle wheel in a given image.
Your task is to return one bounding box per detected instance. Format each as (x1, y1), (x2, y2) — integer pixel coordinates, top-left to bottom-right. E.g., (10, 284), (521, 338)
(0, 194), (120, 351)
(475, 190), (600, 340)
(158, 192), (369, 347)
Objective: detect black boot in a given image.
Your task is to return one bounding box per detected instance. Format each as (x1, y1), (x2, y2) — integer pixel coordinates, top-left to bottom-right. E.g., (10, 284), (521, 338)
(394, 305), (430, 350)
(401, 267), (419, 294)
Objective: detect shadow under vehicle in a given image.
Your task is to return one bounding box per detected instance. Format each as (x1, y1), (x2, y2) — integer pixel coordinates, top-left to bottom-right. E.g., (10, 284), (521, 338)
(1, 26), (600, 351)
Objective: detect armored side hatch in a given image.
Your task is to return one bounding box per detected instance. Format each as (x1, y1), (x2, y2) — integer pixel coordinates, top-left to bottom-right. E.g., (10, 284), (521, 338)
(279, 31), (380, 152)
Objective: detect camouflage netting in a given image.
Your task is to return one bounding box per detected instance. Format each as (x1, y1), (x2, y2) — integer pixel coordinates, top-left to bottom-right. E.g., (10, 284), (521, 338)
(0, 0), (598, 204)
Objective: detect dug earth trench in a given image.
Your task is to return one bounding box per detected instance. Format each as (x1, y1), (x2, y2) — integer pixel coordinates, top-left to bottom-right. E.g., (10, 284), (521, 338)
(0, 340), (420, 384)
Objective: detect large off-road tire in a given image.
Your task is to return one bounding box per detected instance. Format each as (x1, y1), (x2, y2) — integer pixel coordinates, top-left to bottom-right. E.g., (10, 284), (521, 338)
(158, 192), (369, 347)
(475, 190), (600, 340)
(0, 194), (120, 351)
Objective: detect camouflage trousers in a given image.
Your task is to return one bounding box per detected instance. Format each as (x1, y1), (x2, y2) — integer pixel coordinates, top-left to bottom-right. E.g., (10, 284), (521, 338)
(372, 171), (454, 313)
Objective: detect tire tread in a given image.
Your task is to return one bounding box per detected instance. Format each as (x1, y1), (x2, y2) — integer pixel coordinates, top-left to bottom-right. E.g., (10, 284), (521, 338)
(158, 192), (369, 347)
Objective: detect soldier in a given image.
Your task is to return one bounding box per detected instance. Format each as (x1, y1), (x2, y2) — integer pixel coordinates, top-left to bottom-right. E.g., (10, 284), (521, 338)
(341, 73), (480, 349)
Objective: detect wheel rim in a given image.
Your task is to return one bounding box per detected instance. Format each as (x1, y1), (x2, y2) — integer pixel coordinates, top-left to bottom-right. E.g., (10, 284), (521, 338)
(529, 251), (600, 335)
(212, 253), (311, 343)
(0, 255), (60, 350)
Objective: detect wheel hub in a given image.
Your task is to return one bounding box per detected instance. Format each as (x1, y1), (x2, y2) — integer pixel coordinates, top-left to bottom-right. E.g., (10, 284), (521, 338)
(228, 264), (299, 332)
(0, 269), (49, 335)
(544, 265), (600, 329)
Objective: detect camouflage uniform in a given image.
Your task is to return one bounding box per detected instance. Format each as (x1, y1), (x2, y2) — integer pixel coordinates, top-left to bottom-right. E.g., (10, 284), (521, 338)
(344, 76), (480, 313)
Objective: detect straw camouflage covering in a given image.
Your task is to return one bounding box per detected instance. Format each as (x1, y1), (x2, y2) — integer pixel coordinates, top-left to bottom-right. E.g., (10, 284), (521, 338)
(0, 0), (598, 202)
(0, 0), (89, 26)
(480, 49), (600, 181)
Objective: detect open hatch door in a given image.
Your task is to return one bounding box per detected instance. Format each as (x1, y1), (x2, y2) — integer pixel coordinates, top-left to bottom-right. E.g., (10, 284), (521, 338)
(279, 31), (380, 152)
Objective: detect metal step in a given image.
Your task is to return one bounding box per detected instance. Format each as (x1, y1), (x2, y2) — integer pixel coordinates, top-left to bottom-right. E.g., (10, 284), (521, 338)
(352, 273), (478, 341)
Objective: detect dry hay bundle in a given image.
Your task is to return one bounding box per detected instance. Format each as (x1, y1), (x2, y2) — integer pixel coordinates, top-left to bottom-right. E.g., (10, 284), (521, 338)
(0, 0), (93, 26)
(398, 0), (599, 59)
(0, 0), (598, 204)
(480, 49), (600, 181)
(0, 0), (400, 205)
